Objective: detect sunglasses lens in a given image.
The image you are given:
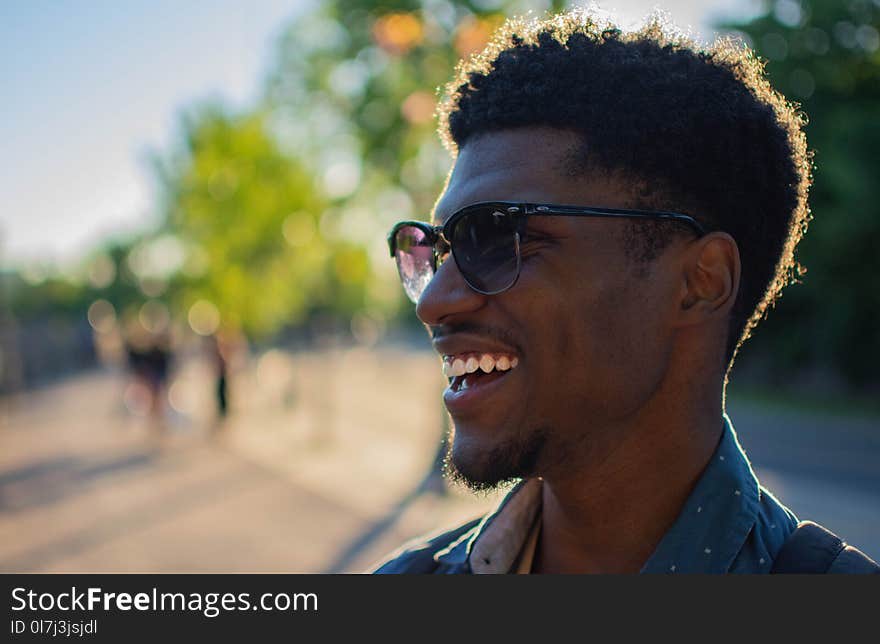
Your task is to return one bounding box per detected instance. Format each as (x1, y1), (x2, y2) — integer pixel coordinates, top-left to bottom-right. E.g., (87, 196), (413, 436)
(393, 225), (435, 302)
(450, 207), (520, 294)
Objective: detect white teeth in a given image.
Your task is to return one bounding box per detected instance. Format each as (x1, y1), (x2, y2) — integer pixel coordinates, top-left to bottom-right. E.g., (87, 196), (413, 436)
(459, 377), (470, 390)
(444, 353), (519, 381)
(443, 358), (466, 378)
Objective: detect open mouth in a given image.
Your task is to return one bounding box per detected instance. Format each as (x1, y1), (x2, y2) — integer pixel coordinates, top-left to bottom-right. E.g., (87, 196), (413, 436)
(443, 353), (519, 393)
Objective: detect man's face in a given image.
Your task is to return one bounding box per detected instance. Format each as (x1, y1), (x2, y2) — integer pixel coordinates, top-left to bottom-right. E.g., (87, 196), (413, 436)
(416, 127), (685, 489)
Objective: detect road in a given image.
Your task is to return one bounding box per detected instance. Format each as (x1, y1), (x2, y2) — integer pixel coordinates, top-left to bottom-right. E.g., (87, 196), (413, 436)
(1, 345), (878, 571)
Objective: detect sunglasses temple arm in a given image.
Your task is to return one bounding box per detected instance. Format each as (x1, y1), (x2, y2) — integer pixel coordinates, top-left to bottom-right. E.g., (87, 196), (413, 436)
(535, 208), (705, 236)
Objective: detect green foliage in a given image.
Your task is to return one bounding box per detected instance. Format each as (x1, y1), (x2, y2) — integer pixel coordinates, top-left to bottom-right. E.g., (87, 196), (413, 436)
(157, 106), (369, 338)
(9, 1), (558, 349)
(6, 239), (142, 323)
(264, 1), (556, 328)
(720, 0), (880, 386)
(154, 2), (557, 338)
(5, 273), (86, 321)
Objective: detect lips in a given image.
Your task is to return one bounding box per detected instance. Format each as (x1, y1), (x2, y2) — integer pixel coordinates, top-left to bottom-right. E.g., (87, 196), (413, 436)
(432, 333), (521, 412)
(443, 367), (516, 416)
(439, 352), (520, 417)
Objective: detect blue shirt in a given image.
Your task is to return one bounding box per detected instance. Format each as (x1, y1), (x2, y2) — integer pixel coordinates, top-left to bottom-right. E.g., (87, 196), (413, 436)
(424, 414), (799, 574)
(640, 414), (798, 573)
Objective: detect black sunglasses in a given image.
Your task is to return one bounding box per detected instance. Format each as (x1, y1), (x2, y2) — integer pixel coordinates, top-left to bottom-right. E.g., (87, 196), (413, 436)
(387, 201), (707, 303)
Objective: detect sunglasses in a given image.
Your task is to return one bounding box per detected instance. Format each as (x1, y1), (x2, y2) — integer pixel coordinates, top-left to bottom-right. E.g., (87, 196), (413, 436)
(387, 201), (707, 303)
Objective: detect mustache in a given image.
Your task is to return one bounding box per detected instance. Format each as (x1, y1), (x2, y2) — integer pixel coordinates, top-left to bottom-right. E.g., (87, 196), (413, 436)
(429, 321), (523, 353)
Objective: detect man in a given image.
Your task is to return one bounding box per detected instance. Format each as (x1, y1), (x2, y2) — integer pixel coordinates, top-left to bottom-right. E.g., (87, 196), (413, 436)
(375, 10), (877, 573)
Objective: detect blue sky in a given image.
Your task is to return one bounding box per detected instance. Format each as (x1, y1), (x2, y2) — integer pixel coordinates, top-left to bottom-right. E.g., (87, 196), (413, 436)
(0, 0), (759, 269)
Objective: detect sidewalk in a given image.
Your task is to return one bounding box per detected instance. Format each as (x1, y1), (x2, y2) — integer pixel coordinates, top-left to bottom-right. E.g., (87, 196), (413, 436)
(0, 346), (501, 572)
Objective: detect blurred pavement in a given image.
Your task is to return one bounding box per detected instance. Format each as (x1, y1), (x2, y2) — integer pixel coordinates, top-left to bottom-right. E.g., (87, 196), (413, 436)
(0, 346), (501, 573)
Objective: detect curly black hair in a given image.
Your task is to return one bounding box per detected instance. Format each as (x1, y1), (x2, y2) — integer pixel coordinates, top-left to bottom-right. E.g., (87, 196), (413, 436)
(437, 11), (812, 370)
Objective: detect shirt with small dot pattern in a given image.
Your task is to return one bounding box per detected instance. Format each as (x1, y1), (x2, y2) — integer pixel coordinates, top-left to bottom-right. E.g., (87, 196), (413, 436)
(433, 414), (799, 574)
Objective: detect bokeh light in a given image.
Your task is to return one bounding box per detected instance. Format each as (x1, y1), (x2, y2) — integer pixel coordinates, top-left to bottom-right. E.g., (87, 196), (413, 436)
(401, 91), (436, 125)
(138, 300), (170, 334)
(87, 254), (116, 289)
(454, 15), (502, 57)
(188, 300), (221, 336)
(87, 299), (117, 334)
(123, 381), (153, 417)
(350, 311), (386, 347)
(322, 157), (362, 199)
(282, 213), (317, 247)
(372, 13), (424, 55)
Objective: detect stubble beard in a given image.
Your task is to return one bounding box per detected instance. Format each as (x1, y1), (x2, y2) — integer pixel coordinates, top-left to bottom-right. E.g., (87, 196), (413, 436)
(442, 421), (548, 493)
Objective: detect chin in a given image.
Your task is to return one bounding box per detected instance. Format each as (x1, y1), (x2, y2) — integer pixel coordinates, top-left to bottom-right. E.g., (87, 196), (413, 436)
(444, 422), (547, 493)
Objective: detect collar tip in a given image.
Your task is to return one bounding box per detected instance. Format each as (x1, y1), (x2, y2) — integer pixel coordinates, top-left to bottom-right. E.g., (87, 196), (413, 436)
(434, 552), (466, 565)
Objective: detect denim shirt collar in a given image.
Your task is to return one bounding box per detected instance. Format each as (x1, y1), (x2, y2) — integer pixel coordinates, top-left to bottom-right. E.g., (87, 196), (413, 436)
(433, 479), (535, 570)
(435, 414), (760, 573)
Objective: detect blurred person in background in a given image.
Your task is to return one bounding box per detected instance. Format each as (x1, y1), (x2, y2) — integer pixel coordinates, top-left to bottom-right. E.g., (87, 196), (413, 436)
(207, 332), (230, 418)
(206, 328), (247, 421)
(376, 9), (878, 574)
(123, 316), (173, 426)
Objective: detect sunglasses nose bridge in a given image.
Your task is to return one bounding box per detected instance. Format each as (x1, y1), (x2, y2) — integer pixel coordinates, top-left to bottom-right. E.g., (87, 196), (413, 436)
(427, 225), (449, 260)
(436, 233), (450, 254)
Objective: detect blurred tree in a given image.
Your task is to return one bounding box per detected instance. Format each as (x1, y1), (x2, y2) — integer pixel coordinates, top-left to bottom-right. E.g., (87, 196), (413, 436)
(3, 235), (175, 388)
(7, 0), (567, 389)
(154, 105), (370, 339)
(264, 0), (565, 326)
(720, 0), (880, 388)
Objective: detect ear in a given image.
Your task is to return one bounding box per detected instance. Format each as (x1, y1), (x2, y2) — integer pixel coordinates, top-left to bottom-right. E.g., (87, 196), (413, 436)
(677, 232), (741, 326)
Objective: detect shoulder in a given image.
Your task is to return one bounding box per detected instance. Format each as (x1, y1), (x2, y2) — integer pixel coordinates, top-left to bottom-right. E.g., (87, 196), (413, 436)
(745, 487), (878, 573)
(771, 520), (880, 574)
(370, 517), (482, 574)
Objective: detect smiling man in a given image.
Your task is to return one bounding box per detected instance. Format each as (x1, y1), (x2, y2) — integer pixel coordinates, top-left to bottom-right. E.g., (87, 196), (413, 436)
(373, 11), (877, 574)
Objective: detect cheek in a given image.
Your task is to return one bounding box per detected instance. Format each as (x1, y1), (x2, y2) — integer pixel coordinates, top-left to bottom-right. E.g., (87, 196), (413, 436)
(512, 250), (671, 412)
(589, 280), (674, 403)
(549, 273), (668, 408)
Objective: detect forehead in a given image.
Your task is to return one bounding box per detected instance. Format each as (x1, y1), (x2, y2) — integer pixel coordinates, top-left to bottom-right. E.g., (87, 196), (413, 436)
(432, 127), (633, 225)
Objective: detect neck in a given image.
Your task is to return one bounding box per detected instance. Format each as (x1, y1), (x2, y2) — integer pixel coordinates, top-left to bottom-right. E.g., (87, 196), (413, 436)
(532, 362), (725, 574)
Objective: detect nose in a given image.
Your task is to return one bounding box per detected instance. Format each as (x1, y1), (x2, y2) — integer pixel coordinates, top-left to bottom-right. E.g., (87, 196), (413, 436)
(415, 254), (486, 326)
